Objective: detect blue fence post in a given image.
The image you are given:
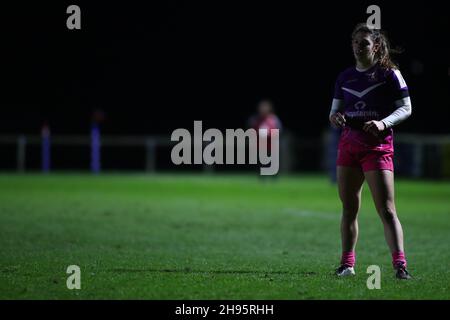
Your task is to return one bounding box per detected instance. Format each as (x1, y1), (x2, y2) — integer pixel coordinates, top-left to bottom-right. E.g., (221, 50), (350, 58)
(91, 124), (101, 174)
(41, 124), (51, 173)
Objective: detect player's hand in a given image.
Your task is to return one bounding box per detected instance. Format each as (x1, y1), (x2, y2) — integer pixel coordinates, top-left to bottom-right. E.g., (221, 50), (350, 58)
(363, 120), (385, 136)
(329, 112), (346, 128)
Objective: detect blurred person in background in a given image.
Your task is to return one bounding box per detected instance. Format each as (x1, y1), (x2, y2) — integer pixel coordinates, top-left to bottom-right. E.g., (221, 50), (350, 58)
(248, 99), (283, 178)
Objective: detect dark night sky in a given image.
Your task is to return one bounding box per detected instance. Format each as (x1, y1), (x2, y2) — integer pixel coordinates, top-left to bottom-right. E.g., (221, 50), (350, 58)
(2, 0), (449, 136)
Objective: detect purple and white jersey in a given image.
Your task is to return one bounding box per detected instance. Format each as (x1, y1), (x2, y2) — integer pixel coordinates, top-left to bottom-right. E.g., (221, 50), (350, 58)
(333, 63), (410, 147)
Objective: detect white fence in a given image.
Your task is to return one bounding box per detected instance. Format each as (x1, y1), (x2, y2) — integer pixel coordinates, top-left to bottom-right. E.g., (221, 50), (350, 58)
(0, 134), (171, 172)
(1, 133), (450, 178)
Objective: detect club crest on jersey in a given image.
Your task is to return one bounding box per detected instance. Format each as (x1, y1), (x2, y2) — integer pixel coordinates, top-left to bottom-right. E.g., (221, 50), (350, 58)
(366, 71), (378, 82)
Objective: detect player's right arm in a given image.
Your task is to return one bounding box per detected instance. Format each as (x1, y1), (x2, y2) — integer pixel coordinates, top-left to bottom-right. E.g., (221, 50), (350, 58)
(329, 74), (346, 128)
(329, 99), (346, 128)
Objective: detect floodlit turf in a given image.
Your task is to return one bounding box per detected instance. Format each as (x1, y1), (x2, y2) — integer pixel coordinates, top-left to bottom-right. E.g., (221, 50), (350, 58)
(0, 173), (449, 299)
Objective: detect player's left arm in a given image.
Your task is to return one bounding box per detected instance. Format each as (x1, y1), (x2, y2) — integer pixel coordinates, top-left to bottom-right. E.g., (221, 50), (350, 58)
(380, 96), (412, 129)
(380, 69), (412, 129)
(363, 69), (412, 134)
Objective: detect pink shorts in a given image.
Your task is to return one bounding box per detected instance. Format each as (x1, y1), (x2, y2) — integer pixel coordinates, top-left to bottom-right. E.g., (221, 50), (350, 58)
(337, 140), (394, 172)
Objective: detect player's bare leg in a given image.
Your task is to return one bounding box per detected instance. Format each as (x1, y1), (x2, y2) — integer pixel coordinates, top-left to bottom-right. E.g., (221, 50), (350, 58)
(364, 169), (411, 279)
(336, 166), (364, 276)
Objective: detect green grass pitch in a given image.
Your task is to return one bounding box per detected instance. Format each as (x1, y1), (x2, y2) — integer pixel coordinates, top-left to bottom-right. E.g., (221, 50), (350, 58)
(0, 173), (449, 299)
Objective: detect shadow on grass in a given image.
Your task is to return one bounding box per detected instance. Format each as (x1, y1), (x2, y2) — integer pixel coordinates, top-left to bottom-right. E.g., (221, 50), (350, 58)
(106, 268), (317, 276)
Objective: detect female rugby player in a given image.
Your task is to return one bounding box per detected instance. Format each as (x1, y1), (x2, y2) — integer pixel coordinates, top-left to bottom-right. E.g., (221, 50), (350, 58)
(329, 23), (412, 279)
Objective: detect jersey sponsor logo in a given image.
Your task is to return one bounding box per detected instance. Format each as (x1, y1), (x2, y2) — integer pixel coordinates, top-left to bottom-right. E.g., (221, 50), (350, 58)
(342, 82), (386, 98)
(354, 101), (366, 110)
(345, 110), (379, 118)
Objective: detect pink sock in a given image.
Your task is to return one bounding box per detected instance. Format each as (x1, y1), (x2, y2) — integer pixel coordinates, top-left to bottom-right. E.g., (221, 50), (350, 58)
(341, 251), (356, 267)
(392, 251), (407, 268)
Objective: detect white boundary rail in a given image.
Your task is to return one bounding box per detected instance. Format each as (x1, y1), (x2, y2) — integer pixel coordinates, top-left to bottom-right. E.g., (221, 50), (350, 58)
(0, 135), (172, 172)
(1, 133), (450, 177)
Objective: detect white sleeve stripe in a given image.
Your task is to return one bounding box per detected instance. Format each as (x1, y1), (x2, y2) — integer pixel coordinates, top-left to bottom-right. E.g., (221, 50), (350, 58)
(393, 69), (407, 89)
(329, 98), (344, 117)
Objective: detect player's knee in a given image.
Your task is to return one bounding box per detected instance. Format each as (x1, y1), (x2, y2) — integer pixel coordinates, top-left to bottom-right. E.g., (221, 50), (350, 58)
(341, 203), (359, 220)
(378, 207), (397, 222)
(340, 194), (360, 209)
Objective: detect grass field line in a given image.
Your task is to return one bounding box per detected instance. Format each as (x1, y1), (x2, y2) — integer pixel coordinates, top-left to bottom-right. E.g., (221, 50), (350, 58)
(282, 208), (339, 220)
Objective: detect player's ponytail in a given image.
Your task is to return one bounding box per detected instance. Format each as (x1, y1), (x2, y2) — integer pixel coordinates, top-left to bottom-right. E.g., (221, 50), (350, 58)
(351, 23), (402, 70)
